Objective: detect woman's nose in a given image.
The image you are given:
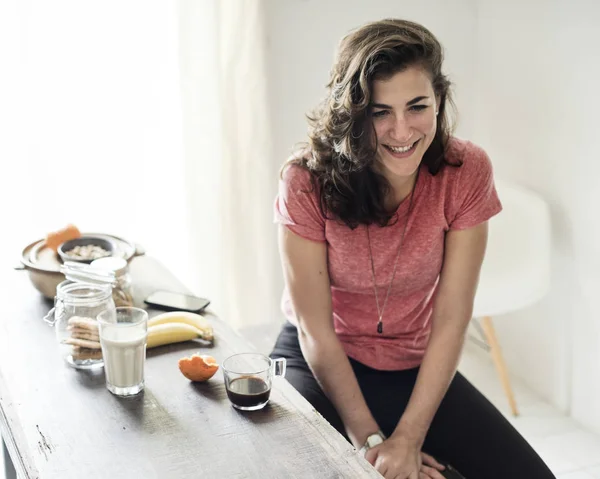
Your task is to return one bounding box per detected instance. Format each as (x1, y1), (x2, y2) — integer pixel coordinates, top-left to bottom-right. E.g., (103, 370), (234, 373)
(389, 115), (412, 143)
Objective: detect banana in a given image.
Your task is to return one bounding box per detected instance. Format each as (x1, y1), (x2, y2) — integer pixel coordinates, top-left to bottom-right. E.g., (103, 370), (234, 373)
(146, 322), (204, 349)
(147, 311), (214, 342)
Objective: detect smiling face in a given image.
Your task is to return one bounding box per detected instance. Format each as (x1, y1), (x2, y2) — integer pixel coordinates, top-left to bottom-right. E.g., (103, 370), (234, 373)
(370, 66), (438, 185)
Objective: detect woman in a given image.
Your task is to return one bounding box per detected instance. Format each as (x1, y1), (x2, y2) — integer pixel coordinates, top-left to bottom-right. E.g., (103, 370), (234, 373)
(270, 18), (555, 479)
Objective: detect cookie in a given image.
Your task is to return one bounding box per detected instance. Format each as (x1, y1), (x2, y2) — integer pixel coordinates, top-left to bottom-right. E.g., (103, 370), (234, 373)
(67, 316), (99, 332)
(71, 347), (103, 361)
(69, 328), (100, 341)
(63, 337), (102, 349)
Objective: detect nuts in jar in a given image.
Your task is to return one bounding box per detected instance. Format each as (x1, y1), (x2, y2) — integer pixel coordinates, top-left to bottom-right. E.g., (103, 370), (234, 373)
(90, 257), (135, 307)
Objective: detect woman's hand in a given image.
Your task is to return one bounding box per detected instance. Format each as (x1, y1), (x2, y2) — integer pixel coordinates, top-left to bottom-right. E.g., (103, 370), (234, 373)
(364, 434), (446, 479)
(420, 452), (447, 479)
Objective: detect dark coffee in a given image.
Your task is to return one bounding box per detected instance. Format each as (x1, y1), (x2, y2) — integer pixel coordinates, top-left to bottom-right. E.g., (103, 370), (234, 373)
(226, 376), (271, 409)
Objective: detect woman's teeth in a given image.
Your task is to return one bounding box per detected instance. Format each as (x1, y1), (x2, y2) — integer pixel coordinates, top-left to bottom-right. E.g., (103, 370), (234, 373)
(387, 142), (415, 153)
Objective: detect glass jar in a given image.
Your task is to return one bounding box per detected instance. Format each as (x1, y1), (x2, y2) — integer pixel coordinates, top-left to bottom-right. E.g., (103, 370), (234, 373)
(90, 257), (134, 307)
(44, 279), (116, 369)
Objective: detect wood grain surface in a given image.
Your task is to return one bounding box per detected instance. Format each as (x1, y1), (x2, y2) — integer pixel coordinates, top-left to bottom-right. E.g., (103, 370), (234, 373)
(0, 256), (381, 478)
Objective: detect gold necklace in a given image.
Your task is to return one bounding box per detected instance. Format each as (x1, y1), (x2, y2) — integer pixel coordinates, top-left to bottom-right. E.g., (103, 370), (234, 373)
(366, 168), (420, 334)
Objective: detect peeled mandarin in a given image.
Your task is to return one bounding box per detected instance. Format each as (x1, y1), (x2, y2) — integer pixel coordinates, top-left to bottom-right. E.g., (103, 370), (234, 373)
(178, 354), (219, 382)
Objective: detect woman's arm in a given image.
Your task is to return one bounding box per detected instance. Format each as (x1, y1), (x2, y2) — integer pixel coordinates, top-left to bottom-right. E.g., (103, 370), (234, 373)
(395, 221), (489, 444)
(278, 225), (379, 448)
(365, 222), (489, 478)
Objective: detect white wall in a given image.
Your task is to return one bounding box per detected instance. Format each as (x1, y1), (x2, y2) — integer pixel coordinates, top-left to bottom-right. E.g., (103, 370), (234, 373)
(265, 0), (478, 164)
(472, 0), (600, 432)
(264, 0), (478, 320)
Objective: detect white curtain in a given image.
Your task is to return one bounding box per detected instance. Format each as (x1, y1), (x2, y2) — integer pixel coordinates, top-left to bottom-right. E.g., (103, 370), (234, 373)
(217, 0), (280, 329)
(179, 0), (280, 329)
(0, 0), (282, 330)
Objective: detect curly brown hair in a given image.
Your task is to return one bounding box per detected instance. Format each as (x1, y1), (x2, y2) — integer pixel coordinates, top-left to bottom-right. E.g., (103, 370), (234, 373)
(283, 18), (460, 229)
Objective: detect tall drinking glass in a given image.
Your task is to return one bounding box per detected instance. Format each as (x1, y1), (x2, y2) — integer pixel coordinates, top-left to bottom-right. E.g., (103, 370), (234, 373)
(97, 307), (148, 397)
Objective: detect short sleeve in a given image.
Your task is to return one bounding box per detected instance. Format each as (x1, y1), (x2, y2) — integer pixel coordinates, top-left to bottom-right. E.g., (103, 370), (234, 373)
(449, 143), (503, 230)
(273, 164), (326, 242)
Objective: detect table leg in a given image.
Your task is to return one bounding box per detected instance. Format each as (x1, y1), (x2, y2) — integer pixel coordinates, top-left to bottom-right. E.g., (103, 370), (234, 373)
(2, 436), (17, 479)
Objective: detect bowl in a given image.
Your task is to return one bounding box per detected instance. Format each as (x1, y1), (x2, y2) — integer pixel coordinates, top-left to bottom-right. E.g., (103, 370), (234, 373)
(17, 234), (145, 299)
(58, 236), (117, 264)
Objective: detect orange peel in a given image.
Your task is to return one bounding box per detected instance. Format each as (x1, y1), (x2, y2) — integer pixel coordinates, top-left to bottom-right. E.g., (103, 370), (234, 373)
(178, 354), (219, 382)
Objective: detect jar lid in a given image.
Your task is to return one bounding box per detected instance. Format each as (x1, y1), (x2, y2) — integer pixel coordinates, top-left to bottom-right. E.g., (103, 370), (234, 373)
(60, 261), (116, 286)
(90, 257), (128, 276)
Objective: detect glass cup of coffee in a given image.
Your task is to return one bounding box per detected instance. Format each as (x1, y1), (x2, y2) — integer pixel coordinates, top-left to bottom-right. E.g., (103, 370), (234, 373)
(222, 353), (286, 411)
(97, 307), (148, 397)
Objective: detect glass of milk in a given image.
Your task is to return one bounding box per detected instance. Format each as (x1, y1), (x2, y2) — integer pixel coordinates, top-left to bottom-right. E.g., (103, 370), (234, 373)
(97, 307), (148, 397)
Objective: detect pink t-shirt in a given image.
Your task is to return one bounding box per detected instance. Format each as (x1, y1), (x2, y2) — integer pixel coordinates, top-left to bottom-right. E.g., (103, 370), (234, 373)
(274, 138), (502, 371)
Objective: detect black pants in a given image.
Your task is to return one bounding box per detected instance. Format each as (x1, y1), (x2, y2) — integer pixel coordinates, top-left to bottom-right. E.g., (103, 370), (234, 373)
(270, 322), (556, 479)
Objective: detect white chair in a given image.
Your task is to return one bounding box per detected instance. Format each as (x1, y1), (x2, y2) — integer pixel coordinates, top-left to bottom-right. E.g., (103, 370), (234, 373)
(471, 179), (552, 416)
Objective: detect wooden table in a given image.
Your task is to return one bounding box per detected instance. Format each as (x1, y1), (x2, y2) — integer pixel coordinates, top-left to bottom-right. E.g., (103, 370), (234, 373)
(0, 256), (381, 478)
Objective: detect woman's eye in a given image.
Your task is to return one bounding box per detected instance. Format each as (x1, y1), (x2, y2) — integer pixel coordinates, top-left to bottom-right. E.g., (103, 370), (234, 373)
(372, 110), (389, 118)
(409, 105), (428, 112)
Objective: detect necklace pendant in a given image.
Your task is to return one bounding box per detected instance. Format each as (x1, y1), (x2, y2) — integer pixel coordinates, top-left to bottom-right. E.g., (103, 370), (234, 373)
(377, 321), (383, 334)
